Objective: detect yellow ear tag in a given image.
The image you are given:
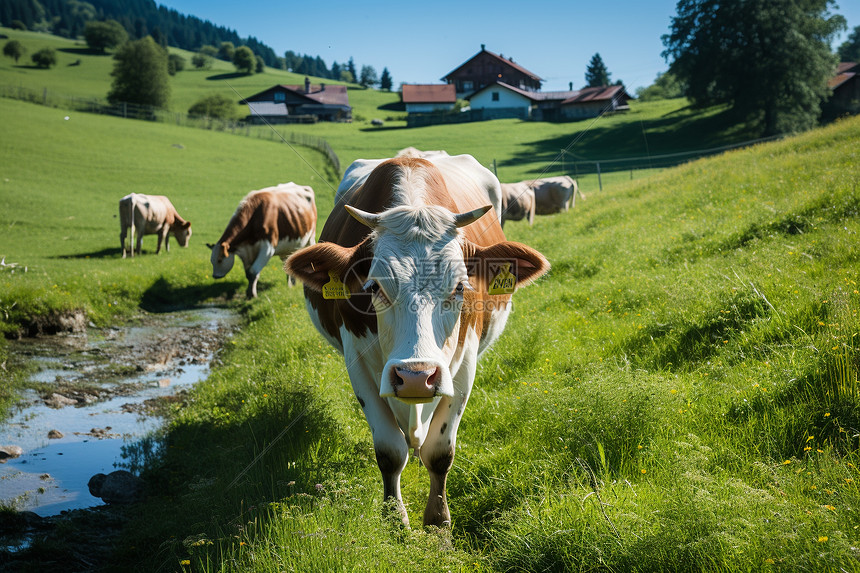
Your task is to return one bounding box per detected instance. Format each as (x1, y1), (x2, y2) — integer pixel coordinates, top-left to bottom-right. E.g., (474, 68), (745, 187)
(322, 271), (350, 299)
(488, 263), (516, 295)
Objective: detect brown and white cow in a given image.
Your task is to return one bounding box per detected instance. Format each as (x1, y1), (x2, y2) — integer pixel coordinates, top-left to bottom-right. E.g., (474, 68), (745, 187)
(210, 183), (316, 299)
(286, 155), (549, 527)
(500, 181), (536, 228)
(119, 193), (192, 258)
(532, 175), (582, 214)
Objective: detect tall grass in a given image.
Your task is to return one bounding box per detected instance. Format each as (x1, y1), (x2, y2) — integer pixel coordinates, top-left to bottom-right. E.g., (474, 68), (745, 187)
(3, 29), (859, 570)
(97, 116), (860, 572)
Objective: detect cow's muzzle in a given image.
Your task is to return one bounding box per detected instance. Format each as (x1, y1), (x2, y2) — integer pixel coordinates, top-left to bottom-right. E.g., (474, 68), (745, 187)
(381, 361), (451, 403)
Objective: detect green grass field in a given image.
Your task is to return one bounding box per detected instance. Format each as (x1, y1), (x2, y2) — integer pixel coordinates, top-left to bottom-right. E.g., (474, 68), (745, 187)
(2, 27), (859, 572)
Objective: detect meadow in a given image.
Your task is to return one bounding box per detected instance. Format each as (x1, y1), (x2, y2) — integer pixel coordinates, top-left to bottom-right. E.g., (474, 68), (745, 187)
(1, 27), (859, 572)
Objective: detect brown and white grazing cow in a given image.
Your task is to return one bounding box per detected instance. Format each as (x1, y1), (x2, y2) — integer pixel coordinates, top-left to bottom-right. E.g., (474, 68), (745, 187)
(209, 183), (316, 299)
(500, 181), (536, 228)
(286, 155), (550, 527)
(119, 193), (192, 258)
(532, 175), (582, 215)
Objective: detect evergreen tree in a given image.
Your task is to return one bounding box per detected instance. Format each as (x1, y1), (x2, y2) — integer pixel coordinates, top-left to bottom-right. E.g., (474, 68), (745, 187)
(585, 53), (611, 87)
(838, 25), (860, 62)
(347, 57), (357, 82)
(663, 0), (845, 135)
(107, 36), (170, 108)
(379, 67), (392, 91)
(331, 61), (341, 80)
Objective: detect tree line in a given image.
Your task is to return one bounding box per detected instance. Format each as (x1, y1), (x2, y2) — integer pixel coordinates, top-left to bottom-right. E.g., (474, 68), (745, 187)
(0, 0), (394, 88)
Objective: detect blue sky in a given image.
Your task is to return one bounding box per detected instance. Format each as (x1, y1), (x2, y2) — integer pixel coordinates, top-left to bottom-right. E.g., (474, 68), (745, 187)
(158, 0), (860, 93)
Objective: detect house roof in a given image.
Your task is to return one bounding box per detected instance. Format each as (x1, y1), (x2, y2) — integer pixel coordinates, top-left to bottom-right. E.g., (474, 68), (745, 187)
(468, 82), (631, 105)
(402, 84), (457, 104)
(561, 85), (630, 105)
(442, 47), (543, 82)
(246, 102), (288, 117)
(830, 62), (859, 90)
(241, 84), (350, 108)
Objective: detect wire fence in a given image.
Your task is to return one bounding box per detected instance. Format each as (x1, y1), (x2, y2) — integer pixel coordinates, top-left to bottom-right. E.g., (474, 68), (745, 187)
(557, 135), (784, 191)
(0, 83), (341, 174)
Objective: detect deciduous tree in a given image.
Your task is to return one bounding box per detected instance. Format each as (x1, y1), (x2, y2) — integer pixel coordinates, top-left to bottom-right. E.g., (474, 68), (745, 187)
(83, 19), (127, 53)
(359, 65), (377, 88)
(107, 36), (170, 108)
(662, 0), (845, 135)
(188, 93), (239, 120)
(31, 47), (56, 68)
(3, 40), (26, 63)
(232, 45), (255, 74)
(838, 25), (860, 62)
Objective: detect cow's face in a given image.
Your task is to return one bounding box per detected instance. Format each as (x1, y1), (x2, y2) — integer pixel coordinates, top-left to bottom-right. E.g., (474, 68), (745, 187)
(361, 206), (473, 403)
(174, 221), (192, 247)
(210, 242), (235, 278)
(286, 204), (550, 406)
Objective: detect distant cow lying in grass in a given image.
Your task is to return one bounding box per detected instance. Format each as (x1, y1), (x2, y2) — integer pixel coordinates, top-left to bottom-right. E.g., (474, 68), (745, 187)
(209, 182), (317, 298)
(119, 193), (192, 258)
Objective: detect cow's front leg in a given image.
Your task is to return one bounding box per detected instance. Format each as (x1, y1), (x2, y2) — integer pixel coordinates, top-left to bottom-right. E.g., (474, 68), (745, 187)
(343, 340), (410, 527)
(419, 348), (476, 527)
(420, 396), (456, 527)
(245, 241), (275, 298)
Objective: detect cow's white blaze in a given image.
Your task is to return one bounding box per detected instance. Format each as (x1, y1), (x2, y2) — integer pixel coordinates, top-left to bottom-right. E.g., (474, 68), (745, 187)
(365, 205), (468, 403)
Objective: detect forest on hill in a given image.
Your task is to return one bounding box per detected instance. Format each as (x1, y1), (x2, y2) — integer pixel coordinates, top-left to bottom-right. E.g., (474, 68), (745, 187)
(1, 0), (281, 67)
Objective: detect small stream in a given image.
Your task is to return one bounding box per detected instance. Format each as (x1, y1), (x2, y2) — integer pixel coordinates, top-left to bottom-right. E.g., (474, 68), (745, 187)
(0, 306), (237, 518)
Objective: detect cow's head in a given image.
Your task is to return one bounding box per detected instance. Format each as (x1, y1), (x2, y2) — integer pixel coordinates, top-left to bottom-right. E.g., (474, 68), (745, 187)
(286, 203), (549, 404)
(208, 242), (234, 278)
(172, 220), (192, 247)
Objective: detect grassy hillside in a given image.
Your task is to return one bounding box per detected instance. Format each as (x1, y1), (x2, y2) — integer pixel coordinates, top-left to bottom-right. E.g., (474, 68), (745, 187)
(84, 114), (855, 572)
(1, 27), (764, 188)
(4, 26), (859, 572)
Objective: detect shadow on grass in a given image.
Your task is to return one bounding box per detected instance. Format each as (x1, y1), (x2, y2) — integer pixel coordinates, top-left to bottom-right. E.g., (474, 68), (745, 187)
(141, 276), (246, 312)
(58, 47), (111, 56)
(206, 72), (250, 81)
(503, 106), (757, 176)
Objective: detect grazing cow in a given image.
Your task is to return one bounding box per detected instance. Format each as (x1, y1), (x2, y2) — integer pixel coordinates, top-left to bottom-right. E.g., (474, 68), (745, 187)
(500, 181), (536, 228)
(532, 175), (582, 215)
(286, 155), (550, 527)
(209, 183), (317, 299)
(119, 193), (192, 258)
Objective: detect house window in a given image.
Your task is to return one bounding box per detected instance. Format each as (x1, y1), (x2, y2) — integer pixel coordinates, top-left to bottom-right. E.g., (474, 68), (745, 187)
(274, 92), (285, 102)
(492, 92), (499, 102)
(463, 81), (473, 91)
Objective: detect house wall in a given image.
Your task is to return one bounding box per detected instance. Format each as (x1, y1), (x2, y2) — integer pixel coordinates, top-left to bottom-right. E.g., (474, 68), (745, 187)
(470, 88), (531, 111)
(405, 102), (455, 113)
(446, 52), (540, 96)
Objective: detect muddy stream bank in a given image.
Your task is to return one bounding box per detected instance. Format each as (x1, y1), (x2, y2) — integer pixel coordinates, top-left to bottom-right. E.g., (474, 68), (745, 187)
(0, 306), (238, 524)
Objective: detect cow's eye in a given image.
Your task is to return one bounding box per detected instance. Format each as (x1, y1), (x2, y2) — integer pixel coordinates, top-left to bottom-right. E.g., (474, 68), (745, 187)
(364, 280), (390, 306)
(449, 281), (466, 300)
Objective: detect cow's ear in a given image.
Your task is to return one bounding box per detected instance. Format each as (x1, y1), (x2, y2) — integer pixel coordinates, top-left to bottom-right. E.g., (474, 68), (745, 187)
(285, 239), (371, 293)
(182, 221), (191, 229)
(466, 241), (550, 290)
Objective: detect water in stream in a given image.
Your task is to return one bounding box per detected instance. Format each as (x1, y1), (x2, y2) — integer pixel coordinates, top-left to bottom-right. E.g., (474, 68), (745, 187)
(0, 306), (236, 518)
